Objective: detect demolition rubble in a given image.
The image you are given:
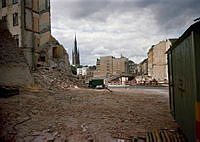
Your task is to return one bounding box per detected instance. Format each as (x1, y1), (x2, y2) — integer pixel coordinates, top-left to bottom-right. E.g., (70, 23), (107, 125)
(0, 87), (184, 142)
(0, 21), (83, 93)
(32, 67), (85, 92)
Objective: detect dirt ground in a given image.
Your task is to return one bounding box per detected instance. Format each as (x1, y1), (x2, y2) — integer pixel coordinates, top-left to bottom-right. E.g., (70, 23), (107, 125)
(0, 87), (179, 142)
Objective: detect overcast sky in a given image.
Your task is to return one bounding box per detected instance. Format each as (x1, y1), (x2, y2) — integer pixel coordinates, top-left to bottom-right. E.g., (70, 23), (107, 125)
(50, 0), (200, 65)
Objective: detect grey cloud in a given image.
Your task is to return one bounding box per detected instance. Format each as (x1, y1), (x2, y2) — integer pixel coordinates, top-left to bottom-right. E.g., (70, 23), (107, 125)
(51, 0), (200, 65)
(53, 0), (200, 28)
(52, 0), (111, 20)
(153, 1), (200, 31)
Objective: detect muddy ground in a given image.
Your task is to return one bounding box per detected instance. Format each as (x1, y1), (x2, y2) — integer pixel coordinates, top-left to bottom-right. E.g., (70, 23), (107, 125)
(0, 87), (179, 142)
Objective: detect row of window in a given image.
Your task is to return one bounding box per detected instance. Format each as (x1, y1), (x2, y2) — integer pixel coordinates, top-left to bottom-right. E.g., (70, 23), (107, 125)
(2, 13), (18, 26)
(2, 0), (18, 8)
(2, 0), (50, 13)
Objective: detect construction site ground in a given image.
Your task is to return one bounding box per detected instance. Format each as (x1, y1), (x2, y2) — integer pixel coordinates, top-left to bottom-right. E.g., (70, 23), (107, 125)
(0, 87), (180, 142)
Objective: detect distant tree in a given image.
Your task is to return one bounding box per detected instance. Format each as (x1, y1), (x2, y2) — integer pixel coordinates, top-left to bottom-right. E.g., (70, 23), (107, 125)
(76, 65), (83, 68)
(70, 65), (77, 75)
(89, 65), (96, 70)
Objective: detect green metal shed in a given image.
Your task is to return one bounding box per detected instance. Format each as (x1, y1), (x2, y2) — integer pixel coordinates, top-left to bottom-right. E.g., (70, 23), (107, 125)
(167, 21), (200, 142)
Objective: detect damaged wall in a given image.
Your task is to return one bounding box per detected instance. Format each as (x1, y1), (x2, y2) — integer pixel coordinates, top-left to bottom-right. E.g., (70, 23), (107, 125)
(0, 64), (33, 87)
(0, 22), (34, 87)
(0, 0), (71, 74)
(35, 36), (71, 73)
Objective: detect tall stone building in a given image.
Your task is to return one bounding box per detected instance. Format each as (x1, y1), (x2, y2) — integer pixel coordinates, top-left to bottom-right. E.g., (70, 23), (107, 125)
(0, 0), (70, 70)
(113, 56), (128, 75)
(147, 39), (177, 82)
(72, 34), (80, 65)
(127, 60), (137, 75)
(94, 56), (128, 77)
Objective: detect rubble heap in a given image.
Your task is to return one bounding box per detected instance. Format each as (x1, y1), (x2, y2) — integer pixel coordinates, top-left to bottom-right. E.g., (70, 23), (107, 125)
(33, 67), (86, 91)
(0, 21), (85, 92)
(0, 22), (26, 65)
(0, 21), (34, 89)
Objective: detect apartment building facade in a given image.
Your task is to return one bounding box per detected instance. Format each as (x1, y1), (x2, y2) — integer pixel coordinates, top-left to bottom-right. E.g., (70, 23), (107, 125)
(0, 0), (51, 67)
(94, 56), (129, 77)
(147, 39), (177, 82)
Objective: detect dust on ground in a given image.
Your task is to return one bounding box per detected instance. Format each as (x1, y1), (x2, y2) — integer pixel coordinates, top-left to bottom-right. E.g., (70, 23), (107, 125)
(0, 87), (179, 142)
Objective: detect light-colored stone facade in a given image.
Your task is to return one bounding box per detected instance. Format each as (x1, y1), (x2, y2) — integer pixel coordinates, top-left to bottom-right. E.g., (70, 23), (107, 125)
(147, 40), (176, 82)
(113, 57), (128, 75)
(94, 56), (128, 77)
(99, 56), (114, 77)
(153, 41), (167, 81)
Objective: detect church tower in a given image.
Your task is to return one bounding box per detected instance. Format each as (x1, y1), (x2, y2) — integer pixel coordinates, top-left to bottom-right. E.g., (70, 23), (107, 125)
(72, 34), (80, 65)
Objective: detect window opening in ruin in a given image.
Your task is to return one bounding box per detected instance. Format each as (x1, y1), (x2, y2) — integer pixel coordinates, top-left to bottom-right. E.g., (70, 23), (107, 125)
(38, 55), (46, 62)
(2, 16), (7, 23)
(13, 13), (18, 26)
(38, 51), (46, 62)
(40, 56), (46, 62)
(53, 47), (58, 58)
(2, 0), (6, 8)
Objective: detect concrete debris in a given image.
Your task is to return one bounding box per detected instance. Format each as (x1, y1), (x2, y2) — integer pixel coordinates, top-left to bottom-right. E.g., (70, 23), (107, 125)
(0, 23), (26, 65)
(81, 123), (88, 132)
(32, 68), (86, 92)
(0, 88), (186, 142)
(74, 85), (79, 89)
(0, 23), (34, 90)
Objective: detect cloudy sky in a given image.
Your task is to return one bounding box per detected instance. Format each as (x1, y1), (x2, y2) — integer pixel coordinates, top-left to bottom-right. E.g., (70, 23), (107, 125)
(50, 0), (200, 65)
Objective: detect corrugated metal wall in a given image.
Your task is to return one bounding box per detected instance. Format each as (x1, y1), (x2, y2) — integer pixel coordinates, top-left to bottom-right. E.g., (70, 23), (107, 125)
(168, 23), (200, 142)
(194, 29), (200, 142)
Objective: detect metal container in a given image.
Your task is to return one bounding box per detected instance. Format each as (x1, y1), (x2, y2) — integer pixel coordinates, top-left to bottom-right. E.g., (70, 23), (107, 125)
(167, 21), (200, 142)
(89, 79), (105, 88)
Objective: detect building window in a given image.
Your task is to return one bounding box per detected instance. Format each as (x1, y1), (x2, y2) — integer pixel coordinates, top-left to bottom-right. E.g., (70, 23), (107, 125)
(13, 0), (18, 4)
(2, 16), (7, 22)
(2, 0), (6, 8)
(53, 47), (59, 58)
(39, 56), (46, 62)
(13, 13), (18, 26)
(38, 51), (46, 62)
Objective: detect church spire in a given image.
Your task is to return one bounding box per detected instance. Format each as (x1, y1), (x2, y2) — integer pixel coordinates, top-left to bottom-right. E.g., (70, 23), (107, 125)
(72, 33), (80, 65)
(74, 33), (78, 54)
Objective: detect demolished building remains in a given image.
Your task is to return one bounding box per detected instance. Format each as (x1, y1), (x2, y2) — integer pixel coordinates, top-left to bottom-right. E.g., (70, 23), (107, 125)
(0, 21), (34, 88)
(0, 0), (70, 71)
